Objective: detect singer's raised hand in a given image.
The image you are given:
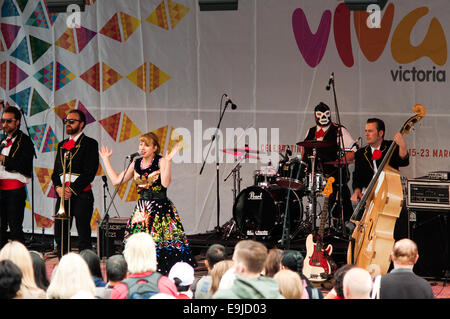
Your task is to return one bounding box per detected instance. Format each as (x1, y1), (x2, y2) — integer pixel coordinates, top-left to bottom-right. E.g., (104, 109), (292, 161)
(99, 145), (113, 160)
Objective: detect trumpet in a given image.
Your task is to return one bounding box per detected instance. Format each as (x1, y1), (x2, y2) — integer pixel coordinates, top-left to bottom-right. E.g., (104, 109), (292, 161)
(54, 151), (71, 219)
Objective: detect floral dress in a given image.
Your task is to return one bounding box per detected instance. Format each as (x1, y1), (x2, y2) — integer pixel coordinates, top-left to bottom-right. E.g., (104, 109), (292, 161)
(124, 154), (197, 275)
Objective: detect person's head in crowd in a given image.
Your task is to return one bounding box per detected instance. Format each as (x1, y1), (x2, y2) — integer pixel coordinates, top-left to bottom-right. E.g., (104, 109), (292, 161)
(80, 249), (106, 286)
(169, 262), (195, 297)
(391, 238), (419, 269)
(29, 251), (50, 291)
(232, 240), (268, 278)
(0, 241), (45, 298)
(46, 252), (96, 299)
(263, 248), (283, 277)
(209, 259), (234, 296)
(273, 269), (303, 299)
(123, 232), (157, 274)
(329, 264), (356, 299)
(106, 254), (128, 285)
(0, 259), (22, 299)
(281, 250), (304, 275)
(205, 244), (227, 271)
(343, 267), (373, 299)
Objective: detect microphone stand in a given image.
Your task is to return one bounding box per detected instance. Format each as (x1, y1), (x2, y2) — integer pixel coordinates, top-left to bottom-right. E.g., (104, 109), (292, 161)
(199, 94), (232, 235)
(327, 73), (347, 237)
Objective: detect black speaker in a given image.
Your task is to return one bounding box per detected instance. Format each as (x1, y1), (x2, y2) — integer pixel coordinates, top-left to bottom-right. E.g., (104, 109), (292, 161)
(97, 217), (128, 259)
(409, 209), (450, 279)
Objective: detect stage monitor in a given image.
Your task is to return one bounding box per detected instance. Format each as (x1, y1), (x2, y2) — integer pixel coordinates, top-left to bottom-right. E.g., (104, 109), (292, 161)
(344, 0), (388, 11)
(45, 0), (85, 13)
(199, 0), (238, 11)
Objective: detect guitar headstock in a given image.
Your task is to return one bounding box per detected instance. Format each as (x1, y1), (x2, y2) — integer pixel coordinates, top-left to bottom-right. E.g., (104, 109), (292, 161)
(322, 177), (335, 197)
(401, 104), (426, 135)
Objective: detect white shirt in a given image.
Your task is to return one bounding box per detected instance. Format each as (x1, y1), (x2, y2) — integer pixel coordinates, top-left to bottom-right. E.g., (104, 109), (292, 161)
(0, 135), (31, 184)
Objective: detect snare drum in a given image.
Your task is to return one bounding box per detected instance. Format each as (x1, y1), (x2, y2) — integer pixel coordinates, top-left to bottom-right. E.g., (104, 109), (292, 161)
(276, 159), (307, 190)
(304, 172), (326, 193)
(253, 167), (278, 186)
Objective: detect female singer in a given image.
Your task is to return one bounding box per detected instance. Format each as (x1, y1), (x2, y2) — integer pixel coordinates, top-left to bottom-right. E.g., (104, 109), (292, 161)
(99, 132), (197, 275)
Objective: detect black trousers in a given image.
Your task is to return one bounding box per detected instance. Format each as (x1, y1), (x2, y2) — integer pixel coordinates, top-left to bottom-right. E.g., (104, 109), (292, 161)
(0, 187), (26, 249)
(54, 190), (94, 257)
(328, 183), (353, 223)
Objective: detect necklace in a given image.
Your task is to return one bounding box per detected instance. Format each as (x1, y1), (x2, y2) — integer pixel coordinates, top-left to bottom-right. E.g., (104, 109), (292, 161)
(140, 155), (155, 170)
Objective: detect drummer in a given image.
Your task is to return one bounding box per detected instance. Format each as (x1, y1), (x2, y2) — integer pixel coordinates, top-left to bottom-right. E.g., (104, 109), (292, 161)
(301, 102), (357, 226)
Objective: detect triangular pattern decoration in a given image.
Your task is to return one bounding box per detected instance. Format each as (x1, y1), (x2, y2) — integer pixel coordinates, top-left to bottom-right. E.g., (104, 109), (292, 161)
(55, 27), (76, 54)
(34, 166), (53, 194)
(34, 62), (54, 90)
(1, 23), (21, 49)
(29, 35), (51, 63)
(99, 112), (121, 141)
(168, 0), (190, 29)
(149, 63), (170, 92)
(99, 13), (122, 42)
(0, 62), (6, 89)
(10, 37), (30, 64)
(151, 125), (168, 154)
(9, 61), (28, 90)
(34, 213), (54, 228)
(46, 185), (57, 198)
(29, 124), (47, 151)
(42, 126), (59, 153)
(1, 0), (20, 17)
(90, 208), (101, 231)
(126, 182), (139, 202)
(76, 26), (97, 52)
(96, 163), (105, 176)
(77, 101), (96, 125)
(53, 99), (76, 121)
(26, 1), (49, 29)
(168, 126), (189, 153)
(30, 89), (50, 116)
(9, 87), (31, 114)
(48, 12), (58, 25)
(116, 181), (128, 200)
(80, 62), (100, 91)
(15, 0), (29, 13)
(102, 63), (122, 92)
(120, 12), (141, 41)
(119, 113), (142, 143)
(126, 63), (146, 91)
(55, 62), (76, 91)
(146, 1), (169, 30)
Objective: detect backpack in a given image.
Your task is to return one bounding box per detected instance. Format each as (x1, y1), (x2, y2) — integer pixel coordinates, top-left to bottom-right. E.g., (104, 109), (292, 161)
(122, 272), (163, 299)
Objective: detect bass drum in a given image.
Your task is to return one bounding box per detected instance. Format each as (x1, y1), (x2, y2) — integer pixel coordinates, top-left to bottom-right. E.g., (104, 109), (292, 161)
(233, 186), (303, 238)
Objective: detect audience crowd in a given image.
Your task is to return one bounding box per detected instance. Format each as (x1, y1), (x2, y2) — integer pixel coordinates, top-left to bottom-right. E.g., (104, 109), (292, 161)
(0, 235), (435, 300)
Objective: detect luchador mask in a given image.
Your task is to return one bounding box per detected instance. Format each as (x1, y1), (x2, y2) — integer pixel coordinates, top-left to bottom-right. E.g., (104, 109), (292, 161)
(314, 102), (331, 127)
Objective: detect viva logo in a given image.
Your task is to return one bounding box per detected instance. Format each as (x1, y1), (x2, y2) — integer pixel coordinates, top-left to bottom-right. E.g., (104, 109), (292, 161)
(292, 3), (447, 82)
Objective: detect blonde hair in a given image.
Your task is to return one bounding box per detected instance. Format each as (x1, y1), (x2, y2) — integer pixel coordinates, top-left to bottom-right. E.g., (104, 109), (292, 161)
(140, 132), (161, 155)
(274, 269), (303, 299)
(123, 232), (157, 273)
(209, 259), (234, 296)
(0, 241), (45, 299)
(234, 240), (268, 274)
(46, 253), (96, 299)
(392, 238), (418, 265)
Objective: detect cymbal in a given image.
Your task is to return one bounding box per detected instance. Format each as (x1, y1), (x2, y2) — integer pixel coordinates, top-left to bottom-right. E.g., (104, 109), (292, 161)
(296, 140), (333, 148)
(324, 159), (354, 165)
(221, 149), (261, 160)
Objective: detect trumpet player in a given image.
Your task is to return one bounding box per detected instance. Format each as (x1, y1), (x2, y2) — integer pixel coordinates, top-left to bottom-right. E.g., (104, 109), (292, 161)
(0, 106), (34, 249)
(51, 110), (99, 258)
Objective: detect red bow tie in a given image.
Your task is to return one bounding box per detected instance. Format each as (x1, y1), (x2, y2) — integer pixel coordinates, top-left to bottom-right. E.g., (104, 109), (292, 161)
(372, 149), (382, 161)
(315, 128), (325, 139)
(63, 139), (75, 151)
(4, 138), (12, 148)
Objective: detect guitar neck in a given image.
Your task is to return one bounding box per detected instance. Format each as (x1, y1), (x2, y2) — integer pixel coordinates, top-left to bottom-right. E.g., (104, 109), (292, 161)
(317, 197), (330, 249)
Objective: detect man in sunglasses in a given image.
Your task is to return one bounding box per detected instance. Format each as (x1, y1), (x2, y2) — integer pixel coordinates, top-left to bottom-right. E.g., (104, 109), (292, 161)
(51, 110), (99, 258)
(0, 106), (34, 249)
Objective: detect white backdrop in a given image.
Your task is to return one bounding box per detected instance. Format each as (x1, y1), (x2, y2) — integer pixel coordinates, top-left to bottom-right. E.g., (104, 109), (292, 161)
(0, 0), (448, 236)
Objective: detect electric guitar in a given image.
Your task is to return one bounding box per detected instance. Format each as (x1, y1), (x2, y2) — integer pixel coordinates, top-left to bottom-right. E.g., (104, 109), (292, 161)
(303, 177), (336, 282)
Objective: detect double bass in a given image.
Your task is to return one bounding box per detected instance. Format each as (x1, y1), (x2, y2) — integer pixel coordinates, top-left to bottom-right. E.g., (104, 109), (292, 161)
(347, 104), (426, 276)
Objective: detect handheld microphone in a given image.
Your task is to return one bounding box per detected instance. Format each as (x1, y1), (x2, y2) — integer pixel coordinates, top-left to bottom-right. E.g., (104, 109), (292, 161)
(326, 72), (334, 91)
(224, 94), (237, 110)
(126, 151), (142, 160)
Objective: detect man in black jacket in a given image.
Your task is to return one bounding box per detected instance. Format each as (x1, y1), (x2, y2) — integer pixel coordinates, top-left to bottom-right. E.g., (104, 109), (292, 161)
(351, 118), (409, 203)
(0, 106), (34, 248)
(52, 110), (99, 258)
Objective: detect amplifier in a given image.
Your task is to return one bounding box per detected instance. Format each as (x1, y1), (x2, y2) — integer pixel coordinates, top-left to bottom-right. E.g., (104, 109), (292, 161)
(97, 217), (128, 259)
(428, 171), (450, 180)
(407, 178), (450, 210)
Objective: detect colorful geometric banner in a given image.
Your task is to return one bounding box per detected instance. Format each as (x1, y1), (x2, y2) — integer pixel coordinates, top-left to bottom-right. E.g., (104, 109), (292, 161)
(9, 87), (31, 114)
(29, 124), (47, 151)
(34, 213), (54, 228)
(26, 1), (49, 29)
(29, 35), (51, 63)
(118, 113), (141, 143)
(55, 27), (76, 54)
(151, 125), (169, 154)
(76, 26), (97, 52)
(125, 182), (139, 202)
(149, 63), (170, 92)
(80, 62), (100, 91)
(55, 62), (76, 91)
(120, 12), (141, 41)
(126, 63), (146, 91)
(168, 0), (190, 29)
(34, 62), (54, 90)
(0, 62), (6, 89)
(30, 89), (50, 116)
(77, 101), (96, 125)
(2, 0), (20, 17)
(41, 126), (58, 153)
(99, 112), (121, 141)
(102, 62), (122, 91)
(10, 37), (30, 64)
(0, 23), (20, 49)
(146, 1), (169, 30)
(53, 99), (76, 120)
(90, 208), (101, 231)
(34, 166), (53, 195)
(9, 61), (28, 90)
(100, 12), (121, 42)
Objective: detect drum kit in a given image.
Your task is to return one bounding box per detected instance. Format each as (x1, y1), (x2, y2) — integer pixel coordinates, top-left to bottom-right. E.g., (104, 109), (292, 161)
(221, 140), (345, 244)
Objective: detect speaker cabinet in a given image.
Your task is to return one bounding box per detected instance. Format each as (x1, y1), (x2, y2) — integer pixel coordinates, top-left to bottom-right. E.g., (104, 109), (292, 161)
(97, 217), (128, 259)
(408, 209), (450, 279)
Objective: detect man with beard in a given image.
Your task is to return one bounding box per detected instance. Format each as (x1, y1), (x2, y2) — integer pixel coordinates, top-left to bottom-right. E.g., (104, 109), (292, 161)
(51, 110), (99, 258)
(0, 106), (34, 248)
(301, 102), (356, 226)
